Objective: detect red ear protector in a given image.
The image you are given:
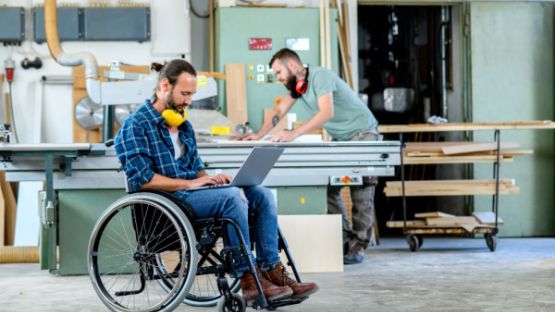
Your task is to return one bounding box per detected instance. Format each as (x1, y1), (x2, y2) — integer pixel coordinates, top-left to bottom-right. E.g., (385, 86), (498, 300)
(290, 66), (309, 99)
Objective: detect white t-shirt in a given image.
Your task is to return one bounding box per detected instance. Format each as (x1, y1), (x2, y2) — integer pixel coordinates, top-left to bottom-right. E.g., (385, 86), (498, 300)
(169, 131), (184, 160)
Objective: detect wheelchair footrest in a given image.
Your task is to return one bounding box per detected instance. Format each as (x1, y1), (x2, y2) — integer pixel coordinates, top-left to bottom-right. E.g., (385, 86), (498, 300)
(253, 297), (307, 310)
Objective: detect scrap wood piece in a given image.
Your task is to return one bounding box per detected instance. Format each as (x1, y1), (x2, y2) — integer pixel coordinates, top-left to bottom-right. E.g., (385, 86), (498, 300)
(415, 211), (454, 219)
(441, 141), (520, 155)
(473, 211), (504, 224)
(404, 155), (514, 165)
(484, 149), (533, 157)
(425, 216), (478, 226)
(386, 220), (426, 228)
(384, 179), (520, 196)
(404, 142), (477, 153)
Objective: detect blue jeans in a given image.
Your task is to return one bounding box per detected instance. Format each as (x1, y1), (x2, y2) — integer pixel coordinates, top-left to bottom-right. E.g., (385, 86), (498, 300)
(173, 185), (281, 275)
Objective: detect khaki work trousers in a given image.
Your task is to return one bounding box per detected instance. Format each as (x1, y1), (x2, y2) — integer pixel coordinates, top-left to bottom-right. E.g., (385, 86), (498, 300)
(327, 130), (380, 257)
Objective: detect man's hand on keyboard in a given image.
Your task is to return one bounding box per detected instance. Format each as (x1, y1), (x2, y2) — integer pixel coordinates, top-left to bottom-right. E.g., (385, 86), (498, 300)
(212, 173), (232, 185)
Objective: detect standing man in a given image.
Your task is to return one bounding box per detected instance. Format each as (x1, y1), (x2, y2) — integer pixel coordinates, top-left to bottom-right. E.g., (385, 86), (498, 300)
(115, 59), (318, 304)
(237, 48), (380, 265)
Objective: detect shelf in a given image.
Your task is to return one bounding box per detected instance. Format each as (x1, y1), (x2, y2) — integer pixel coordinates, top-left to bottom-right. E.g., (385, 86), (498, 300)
(379, 120), (555, 133)
(384, 179), (520, 196)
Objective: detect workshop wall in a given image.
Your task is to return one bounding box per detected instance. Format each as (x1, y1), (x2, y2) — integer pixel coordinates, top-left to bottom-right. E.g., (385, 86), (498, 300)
(0, 0), (191, 143)
(471, 2), (555, 236)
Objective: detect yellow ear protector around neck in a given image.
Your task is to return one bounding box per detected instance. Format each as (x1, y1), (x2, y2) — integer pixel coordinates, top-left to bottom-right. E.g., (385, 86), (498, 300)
(162, 108), (187, 127)
(152, 93), (188, 127)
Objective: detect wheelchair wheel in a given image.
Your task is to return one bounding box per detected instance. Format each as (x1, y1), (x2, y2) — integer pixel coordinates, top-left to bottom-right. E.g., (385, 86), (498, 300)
(216, 293), (246, 312)
(158, 236), (241, 307)
(88, 193), (198, 312)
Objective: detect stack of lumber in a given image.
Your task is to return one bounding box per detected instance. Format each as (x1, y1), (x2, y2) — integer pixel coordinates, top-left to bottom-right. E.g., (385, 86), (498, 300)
(403, 141), (532, 165)
(386, 211), (503, 232)
(384, 179), (520, 197)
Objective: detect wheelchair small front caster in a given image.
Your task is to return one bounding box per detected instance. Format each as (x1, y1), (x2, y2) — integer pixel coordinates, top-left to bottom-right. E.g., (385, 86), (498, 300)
(217, 293), (246, 312)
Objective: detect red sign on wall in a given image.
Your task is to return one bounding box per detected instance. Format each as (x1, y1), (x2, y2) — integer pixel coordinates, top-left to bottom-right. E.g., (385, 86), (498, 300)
(249, 38), (272, 51)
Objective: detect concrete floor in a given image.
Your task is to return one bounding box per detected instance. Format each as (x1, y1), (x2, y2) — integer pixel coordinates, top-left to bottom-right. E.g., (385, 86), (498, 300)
(0, 237), (554, 312)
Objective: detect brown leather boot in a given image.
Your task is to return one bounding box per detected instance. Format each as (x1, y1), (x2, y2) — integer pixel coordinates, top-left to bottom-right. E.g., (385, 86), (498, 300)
(240, 271), (293, 304)
(264, 263), (319, 298)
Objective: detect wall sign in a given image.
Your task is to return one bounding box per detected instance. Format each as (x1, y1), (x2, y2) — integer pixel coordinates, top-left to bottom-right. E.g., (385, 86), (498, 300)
(249, 38), (272, 50)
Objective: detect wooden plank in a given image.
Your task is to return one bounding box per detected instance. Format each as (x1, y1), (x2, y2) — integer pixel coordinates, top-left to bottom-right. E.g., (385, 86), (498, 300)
(0, 172), (4, 246)
(209, 0), (214, 72)
(404, 155), (513, 165)
(0, 246), (39, 263)
(198, 71), (225, 80)
(404, 226), (494, 235)
(4, 93), (11, 125)
(0, 172), (16, 245)
(404, 142), (476, 153)
(425, 216), (478, 226)
(341, 2), (354, 86)
(473, 211), (505, 224)
(264, 108), (288, 134)
(225, 64), (248, 125)
(415, 211), (454, 219)
(386, 220), (426, 228)
(379, 120), (555, 133)
(384, 179), (520, 196)
(441, 141), (519, 155)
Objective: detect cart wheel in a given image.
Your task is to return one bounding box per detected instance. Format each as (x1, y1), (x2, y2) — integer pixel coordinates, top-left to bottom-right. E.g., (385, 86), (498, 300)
(485, 233), (497, 252)
(416, 235), (424, 248)
(406, 235), (419, 252)
(217, 293), (246, 312)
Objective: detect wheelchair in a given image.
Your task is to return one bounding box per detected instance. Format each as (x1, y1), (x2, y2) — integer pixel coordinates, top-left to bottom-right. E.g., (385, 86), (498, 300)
(88, 190), (308, 312)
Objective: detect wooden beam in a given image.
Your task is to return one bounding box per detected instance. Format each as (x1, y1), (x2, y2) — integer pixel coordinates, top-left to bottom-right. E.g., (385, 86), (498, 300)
(384, 179), (520, 197)
(415, 211), (454, 218)
(386, 220), (426, 228)
(198, 71), (226, 80)
(441, 141), (519, 155)
(0, 172), (16, 246)
(225, 64), (248, 125)
(209, 0), (214, 72)
(379, 120), (555, 133)
(473, 211), (505, 224)
(404, 155), (514, 165)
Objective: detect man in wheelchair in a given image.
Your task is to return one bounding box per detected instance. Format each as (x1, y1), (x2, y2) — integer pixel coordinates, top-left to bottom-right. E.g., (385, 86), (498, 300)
(113, 59), (318, 306)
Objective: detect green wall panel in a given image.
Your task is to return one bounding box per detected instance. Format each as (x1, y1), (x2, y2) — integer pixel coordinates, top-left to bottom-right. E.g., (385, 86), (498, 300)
(470, 2), (555, 236)
(216, 7), (338, 131)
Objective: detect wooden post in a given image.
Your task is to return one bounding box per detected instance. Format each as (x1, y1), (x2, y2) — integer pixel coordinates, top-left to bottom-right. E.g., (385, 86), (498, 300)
(209, 0), (215, 72)
(224, 64), (248, 126)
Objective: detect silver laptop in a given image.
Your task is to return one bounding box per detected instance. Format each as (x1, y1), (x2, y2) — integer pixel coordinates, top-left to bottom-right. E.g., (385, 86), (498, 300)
(186, 147), (284, 191)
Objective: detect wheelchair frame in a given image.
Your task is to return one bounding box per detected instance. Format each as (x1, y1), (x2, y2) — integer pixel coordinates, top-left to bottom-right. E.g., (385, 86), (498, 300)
(88, 191), (307, 312)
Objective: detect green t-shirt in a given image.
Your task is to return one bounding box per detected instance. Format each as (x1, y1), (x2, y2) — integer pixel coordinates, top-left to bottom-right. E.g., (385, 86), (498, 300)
(296, 67), (378, 141)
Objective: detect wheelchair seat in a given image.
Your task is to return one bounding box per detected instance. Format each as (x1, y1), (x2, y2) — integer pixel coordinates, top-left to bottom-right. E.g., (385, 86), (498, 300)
(88, 190), (307, 312)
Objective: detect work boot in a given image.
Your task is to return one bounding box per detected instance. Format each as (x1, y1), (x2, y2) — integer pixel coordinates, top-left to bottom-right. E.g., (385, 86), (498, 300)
(240, 271), (293, 304)
(264, 263), (319, 298)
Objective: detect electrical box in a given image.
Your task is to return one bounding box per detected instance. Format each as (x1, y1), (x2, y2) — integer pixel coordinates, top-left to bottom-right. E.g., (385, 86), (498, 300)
(82, 8), (150, 42)
(0, 7), (25, 43)
(33, 7), (81, 43)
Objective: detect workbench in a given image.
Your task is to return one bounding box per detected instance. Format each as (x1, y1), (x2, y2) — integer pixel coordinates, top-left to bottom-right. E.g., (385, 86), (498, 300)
(0, 140), (401, 274)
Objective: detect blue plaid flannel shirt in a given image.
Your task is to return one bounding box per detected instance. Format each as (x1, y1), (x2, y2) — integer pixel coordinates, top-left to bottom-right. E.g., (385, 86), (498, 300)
(114, 100), (204, 192)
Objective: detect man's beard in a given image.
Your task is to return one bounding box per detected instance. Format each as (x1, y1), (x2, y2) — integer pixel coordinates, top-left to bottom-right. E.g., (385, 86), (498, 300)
(284, 69), (297, 93)
(164, 86), (183, 112)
